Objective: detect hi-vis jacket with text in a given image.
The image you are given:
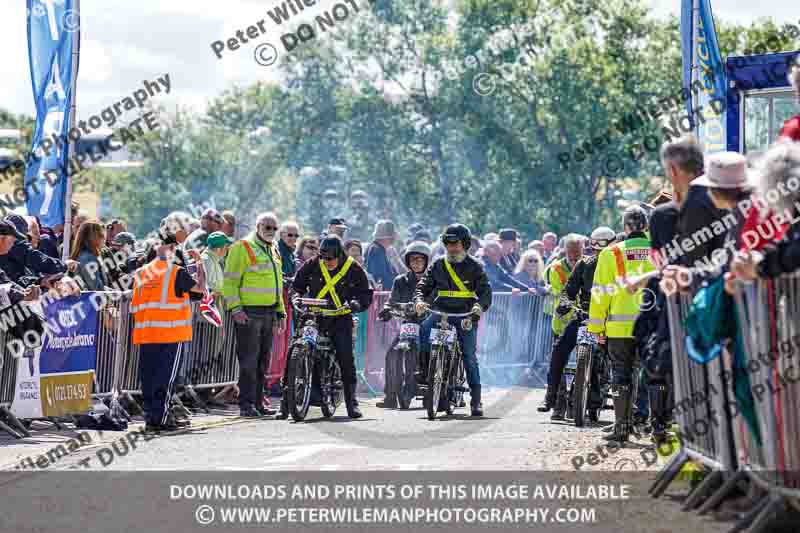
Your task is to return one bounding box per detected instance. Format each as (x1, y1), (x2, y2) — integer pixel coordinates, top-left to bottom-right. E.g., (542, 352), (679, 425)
(222, 234), (285, 315)
(545, 257), (574, 336)
(587, 232), (655, 338)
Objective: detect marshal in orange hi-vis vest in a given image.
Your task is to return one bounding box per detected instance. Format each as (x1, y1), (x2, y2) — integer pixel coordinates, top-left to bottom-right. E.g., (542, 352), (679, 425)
(131, 259), (193, 345)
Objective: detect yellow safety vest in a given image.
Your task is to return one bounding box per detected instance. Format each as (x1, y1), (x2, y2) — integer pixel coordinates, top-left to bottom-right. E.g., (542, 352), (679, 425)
(587, 237), (655, 338)
(438, 259), (477, 299)
(315, 256), (354, 316)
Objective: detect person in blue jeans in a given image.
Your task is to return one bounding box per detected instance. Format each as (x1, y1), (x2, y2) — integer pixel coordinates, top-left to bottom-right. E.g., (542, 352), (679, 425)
(413, 223), (492, 416)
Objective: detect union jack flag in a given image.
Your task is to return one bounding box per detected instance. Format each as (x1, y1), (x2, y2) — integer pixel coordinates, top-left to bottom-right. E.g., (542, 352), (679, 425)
(199, 289), (222, 328)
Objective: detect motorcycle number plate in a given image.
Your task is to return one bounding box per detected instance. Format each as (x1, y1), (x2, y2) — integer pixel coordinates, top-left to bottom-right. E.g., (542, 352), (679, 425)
(400, 323), (420, 338)
(564, 373), (575, 389)
(577, 326), (596, 347)
(302, 326), (318, 343)
(430, 328), (455, 346)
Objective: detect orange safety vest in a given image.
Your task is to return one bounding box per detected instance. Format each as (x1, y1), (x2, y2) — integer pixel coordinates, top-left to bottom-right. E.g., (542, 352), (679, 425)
(131, 259), (193, 345)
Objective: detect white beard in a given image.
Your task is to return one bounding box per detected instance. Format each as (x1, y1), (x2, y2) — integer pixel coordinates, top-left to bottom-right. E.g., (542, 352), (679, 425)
(447, 251), (467, 263)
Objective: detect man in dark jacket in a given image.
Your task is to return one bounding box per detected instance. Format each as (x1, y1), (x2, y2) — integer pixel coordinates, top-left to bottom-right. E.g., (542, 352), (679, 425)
(0, 215), (74, 286)
(498, 228), (521, 273)
(376, 241), (431, 408)
(365, 220), (398, 290)
(538, 227), (616, 421)
(414, 223), (492, 416)
(287, 236), (373, 419)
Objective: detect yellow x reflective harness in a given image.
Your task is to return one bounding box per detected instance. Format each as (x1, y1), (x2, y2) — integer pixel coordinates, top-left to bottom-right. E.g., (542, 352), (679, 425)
(438, 259), (477, 299)
(315, 256), (354, 316)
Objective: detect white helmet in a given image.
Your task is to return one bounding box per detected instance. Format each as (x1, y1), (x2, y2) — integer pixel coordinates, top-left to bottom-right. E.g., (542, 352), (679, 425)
(590, 226), (616, 251)
(403, 241), (431, 269)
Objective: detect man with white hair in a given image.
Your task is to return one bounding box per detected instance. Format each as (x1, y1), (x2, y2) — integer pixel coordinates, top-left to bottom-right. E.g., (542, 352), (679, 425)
(482, 240), (530, 291)
(278, 220), (301, 278)
(223, 212), (286, 417)
(538, 233), (583, 413)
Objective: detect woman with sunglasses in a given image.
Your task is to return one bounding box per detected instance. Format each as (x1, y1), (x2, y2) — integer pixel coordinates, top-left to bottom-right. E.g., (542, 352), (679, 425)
(295, 235), (320, 268)
(513, 250), (546, 295)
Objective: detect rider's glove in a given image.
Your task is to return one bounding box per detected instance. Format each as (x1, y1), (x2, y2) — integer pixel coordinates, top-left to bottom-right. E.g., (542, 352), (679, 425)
(471, 304), (482, 318)
(377, 307), (392, 321)
(414, 301), (427, 316)
(348, 300), (362, 313)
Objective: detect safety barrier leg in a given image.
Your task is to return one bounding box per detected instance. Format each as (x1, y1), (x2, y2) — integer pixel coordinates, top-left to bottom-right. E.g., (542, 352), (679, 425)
(697, 470), (748, 515)
(0, 412), (23, 439)
(120, 392), (144, 416)
(0, 405), (31, 438)
(746, 495), (786, 533)
(181, 385), (209, 413)
(727, 492), (773, 533)
(650, 448), (689, 497)
(682, 469), (722, 511)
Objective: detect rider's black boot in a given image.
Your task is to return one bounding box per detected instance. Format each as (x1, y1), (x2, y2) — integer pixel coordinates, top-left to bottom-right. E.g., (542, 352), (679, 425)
(604, 385), (633, 443)
(414, 351), (430, 384)
(587, 409), (600, 423)
(550, 383), (567, 421)
(537, 385), (556, 412)
(344, 383), (362, 419)
(649, 384), (670, 445)
(275, 380), (289, 420)
(377, 395), (397, 409)
(470, 385), (483, 417)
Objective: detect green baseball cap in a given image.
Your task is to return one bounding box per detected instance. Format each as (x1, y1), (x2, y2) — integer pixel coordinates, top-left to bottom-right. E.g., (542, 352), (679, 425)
(207, 231), (234, 249)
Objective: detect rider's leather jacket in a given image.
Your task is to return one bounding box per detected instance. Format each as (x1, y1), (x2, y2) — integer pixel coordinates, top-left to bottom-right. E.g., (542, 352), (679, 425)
(290, 256), (373, 322)
(384, 271), (431, 323)
(557, 254), (599, 316)
(414, 255), (492, 315)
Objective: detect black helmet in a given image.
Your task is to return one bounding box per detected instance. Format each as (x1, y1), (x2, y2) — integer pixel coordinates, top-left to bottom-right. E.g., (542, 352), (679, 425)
(623, 205), (648, 233)
(403, 241), (431, 269)
(319, 236), (344, 260)
(441, 223), (472, 249)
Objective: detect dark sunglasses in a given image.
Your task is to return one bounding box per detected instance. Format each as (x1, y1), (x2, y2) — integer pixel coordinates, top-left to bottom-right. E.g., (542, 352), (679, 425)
(306, 244), (319, 250)
(527, 258), (540, 264)
(261, 225), (278, 231)
(285, 233), (299, 238)
(320, 254), (337, 261)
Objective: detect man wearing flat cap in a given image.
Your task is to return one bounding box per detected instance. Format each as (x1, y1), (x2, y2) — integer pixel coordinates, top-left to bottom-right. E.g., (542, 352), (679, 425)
(498, 228), (521, 274)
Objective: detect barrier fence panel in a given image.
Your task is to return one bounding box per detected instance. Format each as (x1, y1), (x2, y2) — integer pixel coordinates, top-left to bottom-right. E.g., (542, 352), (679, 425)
(733, 275), (800, 499)
(0, 330), (17, 408)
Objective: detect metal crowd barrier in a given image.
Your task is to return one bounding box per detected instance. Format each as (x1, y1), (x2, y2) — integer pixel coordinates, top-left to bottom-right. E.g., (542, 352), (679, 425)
(650, 292), (736, 507)
(0, 290), (558, 437)
(652, 275), (800, 532)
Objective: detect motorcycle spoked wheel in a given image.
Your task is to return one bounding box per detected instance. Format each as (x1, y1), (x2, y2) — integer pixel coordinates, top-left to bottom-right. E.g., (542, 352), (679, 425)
(446, 345), (465, 416)
(397, 345), (418, 410)
(320, 357), (344, 418)
(286, 345), (312, 421)
(425, 345), (445, 420)
(572, 343), (594, 427)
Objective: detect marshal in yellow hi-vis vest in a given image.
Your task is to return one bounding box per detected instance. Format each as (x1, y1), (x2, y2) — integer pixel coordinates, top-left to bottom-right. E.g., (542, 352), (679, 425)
(546, 258), (574, 336)
(315, 256), (355, 316)
(588, 237), (655, 338)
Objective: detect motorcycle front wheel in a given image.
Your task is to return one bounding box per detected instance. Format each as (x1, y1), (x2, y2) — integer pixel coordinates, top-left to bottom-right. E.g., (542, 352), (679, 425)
(397, 345), (417, 410)
(573, 343), (594, 427)
(286, 345), (312, 421)
(425, 345), (445, 420)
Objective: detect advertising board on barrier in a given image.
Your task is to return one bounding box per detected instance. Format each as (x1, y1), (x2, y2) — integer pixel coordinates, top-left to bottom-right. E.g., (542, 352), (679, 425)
(11, 293), (98, 419)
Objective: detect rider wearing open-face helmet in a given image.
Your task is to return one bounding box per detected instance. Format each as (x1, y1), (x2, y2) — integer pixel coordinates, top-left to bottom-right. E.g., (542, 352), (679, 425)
(413, 223), (492, 417)
(376, 241), (433, 408)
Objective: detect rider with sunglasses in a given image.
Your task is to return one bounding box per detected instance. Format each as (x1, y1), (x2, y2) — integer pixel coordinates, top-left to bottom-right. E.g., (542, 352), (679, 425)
(538, 226), (616, 422)
(285, 236), (374, 419)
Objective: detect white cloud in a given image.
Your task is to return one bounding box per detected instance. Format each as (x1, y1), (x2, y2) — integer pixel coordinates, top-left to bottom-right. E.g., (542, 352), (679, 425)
(2, 0), (800, 120)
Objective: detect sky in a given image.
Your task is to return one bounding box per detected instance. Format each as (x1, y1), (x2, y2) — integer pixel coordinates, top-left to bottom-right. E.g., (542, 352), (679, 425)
(2, 0), (800, 122)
